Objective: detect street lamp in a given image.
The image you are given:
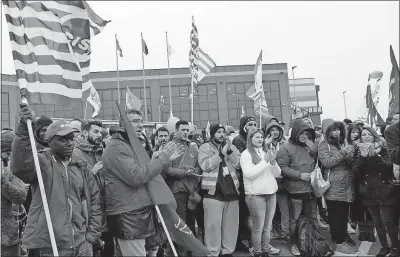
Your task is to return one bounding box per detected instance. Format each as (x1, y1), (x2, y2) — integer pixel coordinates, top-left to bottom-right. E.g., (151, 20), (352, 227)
(292, 66), (298, 104)
(237, 99), (241, 119)
(343, 91), (348, 118)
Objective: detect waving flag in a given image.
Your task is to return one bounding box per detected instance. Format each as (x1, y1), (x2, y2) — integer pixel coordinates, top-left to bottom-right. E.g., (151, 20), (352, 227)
(87, 85), (101, 117)
(116, 102), (210, 256)
(3, 0), (109, 107)
(115, 34), (123, 57)
(142, 37), (149, 55)
(126, 87), (142, 111)
(388, 45), (400, 117)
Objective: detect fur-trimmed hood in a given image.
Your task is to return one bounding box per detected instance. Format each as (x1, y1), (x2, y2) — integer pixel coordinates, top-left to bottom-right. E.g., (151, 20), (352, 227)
(323, 119), (346, 148)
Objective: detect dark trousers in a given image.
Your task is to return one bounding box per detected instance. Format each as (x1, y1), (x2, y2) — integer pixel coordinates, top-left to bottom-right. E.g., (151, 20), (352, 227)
(93, 232), (114, 257)
(1, 243), (21, 257)
(368, 205), (400, 249)
(326, 200), (350, 244)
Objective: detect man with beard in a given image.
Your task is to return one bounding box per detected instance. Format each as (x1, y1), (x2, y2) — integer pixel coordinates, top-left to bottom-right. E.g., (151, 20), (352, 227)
(34, 116), (53, 150)
(164, 120), (201, 257)
(11, 104), (102, 257)
(72, 120), (103, 171)
(232, 116), (257, 253)
(152, 127), (170, 160)
(198, 124), (241, 257)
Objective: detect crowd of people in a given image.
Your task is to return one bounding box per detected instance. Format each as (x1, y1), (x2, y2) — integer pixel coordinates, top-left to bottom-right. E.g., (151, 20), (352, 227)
(1, 104), (400, 257)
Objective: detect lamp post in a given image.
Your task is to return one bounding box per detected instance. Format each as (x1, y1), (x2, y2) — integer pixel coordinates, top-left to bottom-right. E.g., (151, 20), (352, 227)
(343, 91), (348, 118)
(237, 99), (241, 119)
(292, 66), (298, 104)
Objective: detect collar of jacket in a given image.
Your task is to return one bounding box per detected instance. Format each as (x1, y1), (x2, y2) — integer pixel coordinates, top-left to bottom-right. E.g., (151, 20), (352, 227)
(74, 135), (103, 154)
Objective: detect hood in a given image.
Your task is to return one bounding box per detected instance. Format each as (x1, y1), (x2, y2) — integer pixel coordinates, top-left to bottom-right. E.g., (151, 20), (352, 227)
(265, 121), (284, 143)
(34, 115), (53, 147)
(302, 117), (315, 129)
(321, 119), (335, 135)
(324, 120), (346, 147)
(74, 135), (103, 153)
(289, 119), (316, 145)
(239, 116), (256, 137)
(263, 116), (279, 131)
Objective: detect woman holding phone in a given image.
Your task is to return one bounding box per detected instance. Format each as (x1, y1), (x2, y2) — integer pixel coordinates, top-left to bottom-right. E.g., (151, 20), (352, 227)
(353, 126), (398, 257)
(240, 128), (281, 257)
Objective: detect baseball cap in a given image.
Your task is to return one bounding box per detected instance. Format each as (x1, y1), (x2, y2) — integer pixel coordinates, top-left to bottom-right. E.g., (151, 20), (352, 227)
(225, 126), (235, 135)
(45, 120), (79, 141)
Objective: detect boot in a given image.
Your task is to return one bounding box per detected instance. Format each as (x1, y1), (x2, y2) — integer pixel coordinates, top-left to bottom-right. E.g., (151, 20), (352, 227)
(388, 248), (400, 257)
(376, 247), (390, 257)
(358, 221), (368, 241)
(365, 220), (376, 242)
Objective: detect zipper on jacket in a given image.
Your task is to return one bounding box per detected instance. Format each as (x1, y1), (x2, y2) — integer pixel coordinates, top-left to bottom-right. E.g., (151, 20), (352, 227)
(62, 161), (75, 249)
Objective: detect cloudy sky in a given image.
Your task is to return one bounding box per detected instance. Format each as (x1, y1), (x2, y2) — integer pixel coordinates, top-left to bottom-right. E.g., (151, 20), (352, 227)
(1, 1), (399, 121)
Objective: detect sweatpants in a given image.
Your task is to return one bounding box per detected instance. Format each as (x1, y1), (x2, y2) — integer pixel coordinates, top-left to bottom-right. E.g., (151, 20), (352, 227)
(117, 238), (146, 257)
(203, 198), (239, 256)
(326, 200), (350, 244)
(276, 192), (289, 236)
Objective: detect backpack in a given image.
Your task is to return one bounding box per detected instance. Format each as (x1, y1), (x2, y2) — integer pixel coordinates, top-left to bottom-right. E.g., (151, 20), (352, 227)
(296, 215), (333, 257)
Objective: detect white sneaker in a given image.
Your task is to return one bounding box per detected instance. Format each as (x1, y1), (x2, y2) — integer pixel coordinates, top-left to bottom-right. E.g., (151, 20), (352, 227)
(249, 247), (254, 257)
(267, 245), (281, 255)
(347, 223), (356, 234)
(290, 244), (301, 256)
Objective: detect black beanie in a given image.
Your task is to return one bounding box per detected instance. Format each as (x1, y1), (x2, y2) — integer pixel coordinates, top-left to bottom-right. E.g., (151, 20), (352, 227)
(210, 123), (225, 138)
(35, 115), (53, 130)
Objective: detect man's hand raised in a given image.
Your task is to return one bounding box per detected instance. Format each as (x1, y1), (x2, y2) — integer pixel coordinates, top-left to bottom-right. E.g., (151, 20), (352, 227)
(19, 103), (35, 123)
(159, 142), (185, 162)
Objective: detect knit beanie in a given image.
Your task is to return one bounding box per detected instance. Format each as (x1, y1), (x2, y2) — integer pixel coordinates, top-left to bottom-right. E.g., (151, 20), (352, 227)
(1, 130), (15, 153)
(35, 115), (53, 130)
(209, 123), (225, 138)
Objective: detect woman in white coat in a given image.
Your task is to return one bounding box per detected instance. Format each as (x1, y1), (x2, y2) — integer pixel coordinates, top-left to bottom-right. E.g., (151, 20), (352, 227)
(240, 128), (281, 257)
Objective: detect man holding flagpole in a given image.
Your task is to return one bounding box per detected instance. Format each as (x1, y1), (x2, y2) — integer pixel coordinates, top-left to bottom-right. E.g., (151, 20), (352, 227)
(102, 108), (185, 256)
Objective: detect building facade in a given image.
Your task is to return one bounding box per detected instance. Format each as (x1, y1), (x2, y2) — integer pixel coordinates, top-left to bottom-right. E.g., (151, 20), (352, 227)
(289, 78), (323, 125)
(2, 63), (292, 130)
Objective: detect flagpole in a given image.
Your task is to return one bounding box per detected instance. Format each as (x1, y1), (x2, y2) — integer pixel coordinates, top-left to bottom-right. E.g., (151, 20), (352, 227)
(141, 33), (148, 122)
(115, 34), (120, 104)
(191, 77), (194, 125)
(166, 31), (173, 118)
(84, 99), (88, 119)
(259, 96), (262, 129)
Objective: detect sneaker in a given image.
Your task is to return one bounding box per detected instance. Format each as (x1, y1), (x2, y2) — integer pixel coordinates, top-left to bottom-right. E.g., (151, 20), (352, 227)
(388, 248), (400, 257)
(249, 247), (254, 257)
(266, 245), (281, 255)
(290, 244), (301, 256)
(335, 242), (358, 256)
(345, 234), (356, 246)
(279, 235), (290, 244)
(347, 223), (356, 234)
(376, 247), (390, 257)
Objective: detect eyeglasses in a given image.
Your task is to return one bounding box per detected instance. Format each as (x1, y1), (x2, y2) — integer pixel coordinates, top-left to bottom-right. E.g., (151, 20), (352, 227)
(247, 122), (257, 127)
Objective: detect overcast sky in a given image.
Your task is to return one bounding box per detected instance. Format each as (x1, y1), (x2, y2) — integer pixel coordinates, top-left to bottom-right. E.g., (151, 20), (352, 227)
(1, 1), (399, 121)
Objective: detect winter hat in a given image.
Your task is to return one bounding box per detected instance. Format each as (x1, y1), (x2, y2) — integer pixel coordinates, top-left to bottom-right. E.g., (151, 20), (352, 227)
(1, 130), (15, 153)
(35, 115), (53, 130)
(209, 123), (225, 138)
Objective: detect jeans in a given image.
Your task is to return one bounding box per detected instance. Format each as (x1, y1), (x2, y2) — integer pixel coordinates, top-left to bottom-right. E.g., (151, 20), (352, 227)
(368, 205), (400, 249)
(276, 192), (290, 236)
(117, 238), (146, 256)
(288, 194), (318, 245)
(28, 241), (93, 257)
(1, 243), (20, 257)
(203, 198), (239, 256)
(326, 200), (350, 244)
(246, 194), (277, 254)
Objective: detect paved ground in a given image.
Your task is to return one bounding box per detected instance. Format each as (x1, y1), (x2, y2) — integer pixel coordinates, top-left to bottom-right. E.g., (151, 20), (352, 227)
(232, 228), (381, 256)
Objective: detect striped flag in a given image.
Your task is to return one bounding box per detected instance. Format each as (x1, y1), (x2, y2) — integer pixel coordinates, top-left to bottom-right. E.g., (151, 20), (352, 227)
(388, 45), (399, 117)
(142, 37), (149, 55)
(116, 34), (123, 57)
(87, 85), (101, 117)
(167, 43), (174, 58)
(189, 16), (216, 85)
(3, 0), (109, 107)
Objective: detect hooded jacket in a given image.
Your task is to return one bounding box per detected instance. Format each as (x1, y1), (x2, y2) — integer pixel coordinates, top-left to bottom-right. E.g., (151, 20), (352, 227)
(276, 119), (317, 194)
(264, 121), (285, 148)
(232, 116), (256, 153)
(72, 136), (103, 171)
(384, 121), (400, 165)
(318, 120), (354, 202)
(34, 115), (53, 150)
(102, 126), (169, 239)
(11, 122), (102, 250)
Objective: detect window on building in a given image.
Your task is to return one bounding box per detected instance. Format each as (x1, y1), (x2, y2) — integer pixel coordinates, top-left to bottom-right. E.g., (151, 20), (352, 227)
(1, 93), (10, 129)
(95, 87), (151, 121)
(226, 81), (282, 128)
(30, 100), (84, 120)
(161, 83), (219, 129)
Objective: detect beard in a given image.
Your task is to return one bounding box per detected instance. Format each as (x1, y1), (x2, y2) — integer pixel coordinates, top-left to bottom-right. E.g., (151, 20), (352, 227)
(213, 135), (225, 144)
(88, 136), (102, 146)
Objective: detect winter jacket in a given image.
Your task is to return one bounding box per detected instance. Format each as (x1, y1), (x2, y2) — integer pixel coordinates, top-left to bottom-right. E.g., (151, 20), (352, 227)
(102, 126), (169, 239)
(276, 119), (317, 194)
(164, 137), (200, 194)
(11, 122), (102, 250)
(91, 162), (107, 233)
(198, 141), (241, 196)
(318, 120), (354, 202)
(240, 148), (281, 195)
(353, 145), (395, 206)
(385, 121), (400, 165)
(72, 136), (103, 171)
(232, 116), (256, 154)
(1, 165), (27, 247)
